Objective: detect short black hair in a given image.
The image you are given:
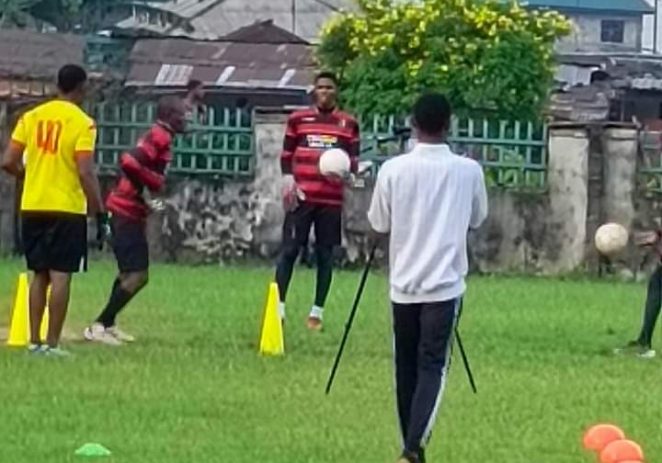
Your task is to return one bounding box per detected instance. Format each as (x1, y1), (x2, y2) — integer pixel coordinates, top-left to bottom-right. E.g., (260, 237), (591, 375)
(57, 64), (87, 94)
(315, 71), (338, 86)
(187, 79), (203, 91)
(157, 96), (183, 121)
(412, 93), (452, 135)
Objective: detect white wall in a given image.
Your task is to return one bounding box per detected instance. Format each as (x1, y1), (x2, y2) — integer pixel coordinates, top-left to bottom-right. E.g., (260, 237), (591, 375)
(557, 13), (643, 52)
(642, 0), (660, 52)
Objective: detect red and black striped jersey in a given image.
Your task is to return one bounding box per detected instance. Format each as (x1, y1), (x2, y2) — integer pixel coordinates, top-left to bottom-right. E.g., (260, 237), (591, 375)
(281, 107), (360, 207)
(106, 123), (173, 222)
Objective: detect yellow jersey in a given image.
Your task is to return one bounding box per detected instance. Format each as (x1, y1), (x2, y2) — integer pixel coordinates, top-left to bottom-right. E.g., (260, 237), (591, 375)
(11, 99), (97, 215)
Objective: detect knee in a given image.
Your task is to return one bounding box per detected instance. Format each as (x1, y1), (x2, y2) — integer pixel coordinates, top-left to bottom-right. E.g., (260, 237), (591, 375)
(280, 243), (300, 263)
(121, 271), (148, 293)
(138, 272), (149, 289)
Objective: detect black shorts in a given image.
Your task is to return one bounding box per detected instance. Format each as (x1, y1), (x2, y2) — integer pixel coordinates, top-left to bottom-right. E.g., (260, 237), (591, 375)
(283, 202), (342, 248)
(21, 212), (87, 273)
(111, 215), (149, 273)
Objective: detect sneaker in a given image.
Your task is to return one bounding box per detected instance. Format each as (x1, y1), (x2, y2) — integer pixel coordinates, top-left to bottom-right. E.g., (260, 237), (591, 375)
(27, 343), (42, 354)
(396, 452), (421, 463)
(84, 323), (123, 346)
(613, 341), (656, 359)
(306, 316), (323, 332)
(42, 346), (71, 357)
(638, 348), (657, 359)
(107, 326), (135, 343)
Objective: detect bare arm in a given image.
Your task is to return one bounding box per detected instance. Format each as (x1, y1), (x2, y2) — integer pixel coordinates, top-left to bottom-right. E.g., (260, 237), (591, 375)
(1, 141), (25, 179)
(75, 154), (104, 215)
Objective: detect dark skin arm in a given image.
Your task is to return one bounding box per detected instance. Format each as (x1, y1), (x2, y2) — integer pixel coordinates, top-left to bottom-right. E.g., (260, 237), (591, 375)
(75, 153), (105, 215)
(1, 141), (25, 179)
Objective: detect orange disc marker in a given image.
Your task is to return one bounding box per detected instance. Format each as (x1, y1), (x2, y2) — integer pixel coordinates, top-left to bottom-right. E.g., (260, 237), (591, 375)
(600, 440), (644, 463)
(583, 424), (626, 452)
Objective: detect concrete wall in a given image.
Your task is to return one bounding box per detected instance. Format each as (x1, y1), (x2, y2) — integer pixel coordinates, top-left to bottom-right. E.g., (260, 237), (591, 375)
(1, 106), (656, 277)
(0, 102), (16, 254)
(139, 117), (596, 274)
(557, 13), (643, 52)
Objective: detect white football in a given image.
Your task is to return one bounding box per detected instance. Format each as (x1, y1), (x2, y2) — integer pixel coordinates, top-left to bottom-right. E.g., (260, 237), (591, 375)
(595, 223), (629, 256)
(319, 148), (351, 177)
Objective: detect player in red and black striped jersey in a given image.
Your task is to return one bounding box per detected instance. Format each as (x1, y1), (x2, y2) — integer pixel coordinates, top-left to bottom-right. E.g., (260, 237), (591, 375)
(84, 96), (187, 345)
(275, 72), (360, 331)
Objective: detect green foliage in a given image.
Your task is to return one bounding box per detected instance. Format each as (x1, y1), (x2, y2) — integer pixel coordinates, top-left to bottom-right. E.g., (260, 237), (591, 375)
(0, 0), (41, 28)
(317, 0), (571, 119)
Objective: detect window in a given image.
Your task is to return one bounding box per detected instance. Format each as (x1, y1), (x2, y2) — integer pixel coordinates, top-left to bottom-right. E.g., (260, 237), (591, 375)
(601, 20), (625, 44)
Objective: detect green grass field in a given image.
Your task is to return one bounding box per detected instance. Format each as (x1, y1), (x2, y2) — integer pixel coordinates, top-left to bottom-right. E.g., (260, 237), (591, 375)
(0, 258), (660, 463)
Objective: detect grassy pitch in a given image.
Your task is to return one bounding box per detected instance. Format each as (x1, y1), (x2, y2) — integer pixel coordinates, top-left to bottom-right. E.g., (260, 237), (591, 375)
(0, 258), (660, 462)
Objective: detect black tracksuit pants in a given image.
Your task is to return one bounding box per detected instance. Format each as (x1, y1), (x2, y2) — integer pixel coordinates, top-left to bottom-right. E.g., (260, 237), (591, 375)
(393, 299), (460, 457)
(638, 264), (662, 347)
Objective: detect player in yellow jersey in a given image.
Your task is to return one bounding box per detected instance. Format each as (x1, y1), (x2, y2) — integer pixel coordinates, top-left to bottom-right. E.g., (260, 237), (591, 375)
(1, 64), (108, 356)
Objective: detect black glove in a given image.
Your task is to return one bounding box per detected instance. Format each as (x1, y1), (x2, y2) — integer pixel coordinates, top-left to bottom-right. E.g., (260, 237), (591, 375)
(96, 212), (112, 250)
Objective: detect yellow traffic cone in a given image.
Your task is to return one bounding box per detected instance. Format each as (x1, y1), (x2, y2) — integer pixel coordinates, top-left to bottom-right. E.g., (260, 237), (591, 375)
(7, 273), (29, 347)
(40, 288), (50, 343)
(7, 273), (49, 347)
(259, 282), (284, 356)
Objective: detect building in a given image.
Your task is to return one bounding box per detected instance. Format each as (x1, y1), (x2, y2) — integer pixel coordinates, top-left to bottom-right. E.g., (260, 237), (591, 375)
(523, 0), (655, 52)
(113, 0), (356, 44)
(123, 21), (316, 108)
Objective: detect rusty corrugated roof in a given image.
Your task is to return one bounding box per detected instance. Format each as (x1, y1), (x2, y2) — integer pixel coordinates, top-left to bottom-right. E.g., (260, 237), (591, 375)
(115, 0), (357, 43)
(222, 20), (309, 44)
(0, 29), (85, 80)
(126, 37), (316, 90)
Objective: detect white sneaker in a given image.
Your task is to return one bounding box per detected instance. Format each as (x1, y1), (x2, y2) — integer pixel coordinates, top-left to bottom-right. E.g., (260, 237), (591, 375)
(638, 349), (657, 359)
(42, 346), (71, 357)
(84, 323), (123, 346)
(107, 326), (135, 343)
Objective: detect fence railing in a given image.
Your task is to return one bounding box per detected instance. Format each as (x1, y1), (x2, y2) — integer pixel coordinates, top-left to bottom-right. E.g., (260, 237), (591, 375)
(94, 105), (547, 187)
(360, 116), (548, 190)
(639, 130), (662, 194)
(93, 103), (254, 176)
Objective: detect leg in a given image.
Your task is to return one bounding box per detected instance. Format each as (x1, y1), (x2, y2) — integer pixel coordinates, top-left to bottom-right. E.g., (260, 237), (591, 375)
(404, 299), (460, 457)
(24, 212), (86, 350)
(313, 245), (334, 309)
(638, 264), (662, 347)
(96, 271), (148, 328)
(29, 271), (50, 345)
(393, 303), (422, 450)
(87, 216), (149, 344)
(45, 271), (73, 348)
(307, 205), (342, 327)
(21, 213), (51, 345)
(275, 240), (301, 303)
(275, 205), (314, 305)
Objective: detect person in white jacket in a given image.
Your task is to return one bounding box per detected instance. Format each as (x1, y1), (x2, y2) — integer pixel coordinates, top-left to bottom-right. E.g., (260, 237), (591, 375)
(367, 92), (489, 463)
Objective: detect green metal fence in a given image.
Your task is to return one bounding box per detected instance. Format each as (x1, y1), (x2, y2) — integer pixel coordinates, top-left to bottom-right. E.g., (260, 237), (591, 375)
(93, 103), (254, 176)
(639, 130), (662, 194)
(360, 115), (548, 190)
(94, 105), (546, 187)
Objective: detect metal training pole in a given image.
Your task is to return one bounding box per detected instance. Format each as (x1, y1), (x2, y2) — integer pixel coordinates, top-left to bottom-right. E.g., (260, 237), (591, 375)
(454, 327), (477, 394)
(325, 245), (377, 395)
(454, 299), (477, 394)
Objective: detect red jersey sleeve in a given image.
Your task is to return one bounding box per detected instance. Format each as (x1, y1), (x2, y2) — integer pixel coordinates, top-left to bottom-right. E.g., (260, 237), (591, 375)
(281, 113), (298, 175)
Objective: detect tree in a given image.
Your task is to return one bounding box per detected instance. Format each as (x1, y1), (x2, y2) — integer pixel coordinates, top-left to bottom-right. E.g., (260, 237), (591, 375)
(0, 0), (41, 28)
(317, 0), (571, 119)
